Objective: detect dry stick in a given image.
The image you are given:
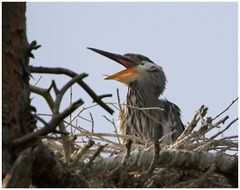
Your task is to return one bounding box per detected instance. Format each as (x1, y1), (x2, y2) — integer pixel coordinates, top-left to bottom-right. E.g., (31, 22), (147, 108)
(31, 80), (81, 163)
(34, 115), (49, 126)
(190, 115), (231, 144)
(212, 97), (238, 121)
(77, 131), (146, 144)
(70, 86), (73, 134)
(29, 66), (114, 114)
(89, 113), (94, 134)
(86, 144), (108, 167)
(174, 106), (208, 145)
(64, 120), (89, 133)
(197, 115), (230, 138)
(122, 139), (132, 166)
(107, 102), (165, 111)
(77, 115), (92, 123)
(116, 88), (122, 112)
(96, 94), (112, 100)
(65, 120), (121, 145)
(12, 99), (84, 147)
(70, 139), (94, 166)
(186, 116), (237, 153)
(33, 75), (43, 86)
(54, 74), (88, 112)
(214, 115), (230, 126)
(189, 115), (229, 143)
(143, 140), (160, 176)
(36, 113), (52, 117)
(103, 115), (121, 144)
(86, 136), (119, 146)
(210, 118), (238, 140)
(30, 85), (54, 109)
(219, 135), (238, 141)
(50, 80), (59, 94)
(65, 114), (120, 145)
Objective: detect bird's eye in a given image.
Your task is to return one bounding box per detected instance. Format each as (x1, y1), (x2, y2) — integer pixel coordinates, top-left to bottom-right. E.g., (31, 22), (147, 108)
(135, 56), (141, 62)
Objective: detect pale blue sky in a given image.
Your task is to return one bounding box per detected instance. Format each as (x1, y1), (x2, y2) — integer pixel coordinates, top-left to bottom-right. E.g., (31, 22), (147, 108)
(26, 2), (238, 141)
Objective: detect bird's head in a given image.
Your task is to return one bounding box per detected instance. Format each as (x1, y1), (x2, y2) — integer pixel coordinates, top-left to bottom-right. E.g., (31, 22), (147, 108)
(88, 47), (166, 96)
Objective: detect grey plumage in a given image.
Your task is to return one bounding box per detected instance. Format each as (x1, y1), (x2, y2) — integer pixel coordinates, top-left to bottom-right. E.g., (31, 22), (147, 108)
(88, 48), (184, 144)
(119, 54), (184, 143)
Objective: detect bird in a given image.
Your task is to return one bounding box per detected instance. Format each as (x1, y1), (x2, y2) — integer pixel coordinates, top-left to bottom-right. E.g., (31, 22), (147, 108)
(88, 47), (184, 144)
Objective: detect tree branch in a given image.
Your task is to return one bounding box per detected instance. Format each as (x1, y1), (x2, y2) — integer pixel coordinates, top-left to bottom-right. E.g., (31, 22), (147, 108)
(29, 66), (114, 114)
(54, 73), (88, 112)
(12, 99), (84, 147)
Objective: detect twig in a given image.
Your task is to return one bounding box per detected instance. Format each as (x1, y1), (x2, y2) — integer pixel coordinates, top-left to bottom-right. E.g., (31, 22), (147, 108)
(70, 86), (73, 134)
(31, 82), (73, 163)
(35, 115), (48, 126)
(12, 99), (84, 147)
(116, 88), (122, 112)
(177, 105), (208, 140)
(36, 113), (52, 117)
(89, 113), (94, 134)
(54, 74), (88, 112)
(96, 94), (112, 100)
(77, 115), (92, 123)
(50, 80), (59, 94)
(70, 139), (94, 166)
(122, 139), (132, 166)
(77, 131), (146, 144)
(212, 98), (238, 121)
(143, 140), (160, 176)
(33, 75), (43, 86)
(102, 115), (121, 144)
(29, 66), (114, 114)
(30, 85), (54, 109)
(214, 115), (229, 126)
(210, 118), (238, 140)
(218, 135), (238, 141)
(86, 144), (108, 167)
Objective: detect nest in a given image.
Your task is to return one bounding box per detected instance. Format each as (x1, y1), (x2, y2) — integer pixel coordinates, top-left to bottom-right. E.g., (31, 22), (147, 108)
(42, 99), (238, 188)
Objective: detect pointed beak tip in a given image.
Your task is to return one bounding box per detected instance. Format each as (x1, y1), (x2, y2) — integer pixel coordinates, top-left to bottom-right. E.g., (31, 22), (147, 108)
(87, 47), (94, 51)
(88, 47), (138, 69)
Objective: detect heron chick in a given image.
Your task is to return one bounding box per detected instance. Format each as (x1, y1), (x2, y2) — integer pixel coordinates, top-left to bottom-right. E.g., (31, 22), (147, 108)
(88, 47), (184, 144)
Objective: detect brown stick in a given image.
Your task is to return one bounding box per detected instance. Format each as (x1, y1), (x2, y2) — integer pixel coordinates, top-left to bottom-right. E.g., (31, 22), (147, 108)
(12, 99), (84, 147)
(29, 66), (114, 114)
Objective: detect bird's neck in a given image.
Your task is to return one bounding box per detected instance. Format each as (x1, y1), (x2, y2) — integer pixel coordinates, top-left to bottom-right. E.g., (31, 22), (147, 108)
(126, 81), (159, 107)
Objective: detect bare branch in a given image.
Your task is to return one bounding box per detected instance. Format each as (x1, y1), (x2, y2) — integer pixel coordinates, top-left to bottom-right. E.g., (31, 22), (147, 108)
(54, 73), (88, 112)
(103, 115), (121, 144)
(210, 118), (238, 140)
(33, 75), (43, 86)
(89, 113), (94, 134)
(116, 88), (122, 112)
(122, 139), (132, 166)
(30, 66), (114, 114)
(212, 97), (238, 121)
(12, 99), (84, 147)
(86, 144), (108, 167)
(70, 139), (94, 166)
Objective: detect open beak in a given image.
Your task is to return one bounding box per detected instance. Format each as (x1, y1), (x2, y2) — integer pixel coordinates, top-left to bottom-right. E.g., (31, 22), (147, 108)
(88, 47), (140, 84)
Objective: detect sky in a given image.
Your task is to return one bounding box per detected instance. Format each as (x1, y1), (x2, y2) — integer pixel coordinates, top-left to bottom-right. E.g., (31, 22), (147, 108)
(26, 2), (238, 143)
